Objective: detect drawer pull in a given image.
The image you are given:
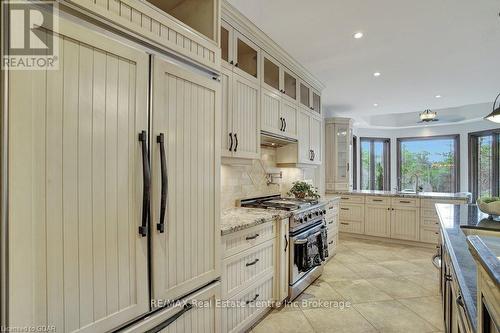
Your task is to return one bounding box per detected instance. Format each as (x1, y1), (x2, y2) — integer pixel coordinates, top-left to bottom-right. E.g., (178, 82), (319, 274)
(340, 222), (349, 225)
(246, 258), (260, 267)
(435, 232), (439, 235)
(328, 220), (334, 224)
(328, 240), (334, 245)
(456, 295), (465, 308)
(399, 200), (411, 204)
(341, 208), (349, 211)
(373, 199), (383, 202)
(246, 233), (260, 240)
(246, 294), (259, 304)
(341, 197), (350, 200)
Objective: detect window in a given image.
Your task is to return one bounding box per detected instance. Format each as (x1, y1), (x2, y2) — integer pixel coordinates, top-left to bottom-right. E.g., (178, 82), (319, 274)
(360, 138), (390, 190)
(469, 130), (500, 200)
(353, 135), (358, 190)
(397, 135), (459, 193)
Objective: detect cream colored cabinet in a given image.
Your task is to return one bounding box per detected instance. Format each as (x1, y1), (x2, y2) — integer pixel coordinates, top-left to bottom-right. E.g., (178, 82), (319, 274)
(297, 109), (312, 163)
(419, 198), (467, 244)
(151, 56), (221, 305)
(325, 118), (353, 192)
(309, 115), (322, 164)
(299, 80), (321, 114)
(275, 218), (290, 303)
(261, 87), (298, 140)
(7, 17), (150, 332)
(390, 206), (420, 241)
(221, 68), (260, 159)
(261, 52), (298, 104)
(365, 205), (391, 238)
(221, 21), (260, 82)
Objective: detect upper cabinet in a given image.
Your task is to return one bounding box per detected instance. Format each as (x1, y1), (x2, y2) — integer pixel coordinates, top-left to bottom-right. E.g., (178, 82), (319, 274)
(261, 53), (298, 103)
(325, 118), (353, 192)
(299, 81), (321, 114)
(146, 0), (217, 41)
(221, 20), (260, 81)
(65, 0), (220, 71)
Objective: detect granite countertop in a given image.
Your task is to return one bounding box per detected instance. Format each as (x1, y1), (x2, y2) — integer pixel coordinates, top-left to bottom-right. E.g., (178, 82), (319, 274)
(329, 190), (471, 201)
(320, 194), (341, 204)
(220, 207), (291, 236)
(467, 235), (500, 288)
(435, 204), (500, 331)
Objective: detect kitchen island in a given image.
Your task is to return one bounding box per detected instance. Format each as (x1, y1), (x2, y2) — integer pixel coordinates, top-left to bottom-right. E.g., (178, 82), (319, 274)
(436, 203), (500, 333)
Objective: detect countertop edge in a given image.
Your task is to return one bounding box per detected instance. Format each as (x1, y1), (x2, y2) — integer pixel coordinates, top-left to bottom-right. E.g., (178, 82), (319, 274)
(327, 190), (471, 201)
(467, 235), (500, 288)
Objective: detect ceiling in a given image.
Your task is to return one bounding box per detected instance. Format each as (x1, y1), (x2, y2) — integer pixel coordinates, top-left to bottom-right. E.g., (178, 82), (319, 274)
(227, 0), (500, 128)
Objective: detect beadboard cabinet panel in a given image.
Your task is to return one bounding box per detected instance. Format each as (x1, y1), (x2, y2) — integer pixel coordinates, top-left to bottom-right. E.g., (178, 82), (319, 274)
(309, 115), (322, 164)
(8, 17), (149, 332)
(390, 207), (420, 241)
(221, 68), (233, 157)
(280, 99), (298, 139)
(365, 205), (391, 238)
(297, 110), (311, 163)
(261, 88), (281, 134)
(151, 56), (221, 304)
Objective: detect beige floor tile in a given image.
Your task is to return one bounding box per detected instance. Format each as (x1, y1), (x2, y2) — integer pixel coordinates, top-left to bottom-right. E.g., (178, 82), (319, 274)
(366, 276), (436, 299)
(252, 309), (315, 333)
(321, 261), (361, 282)
(296, 278), (344, 301)
(354, 300), (438, 333)
(408, 258), (440, 274)
(398, 296), (444, 331)
(342, 262), (398, 278)
(379, 260), (431, 275)
(329, 279), (393, 303)
(302, 306), (377, 333)
(333, 250), (373, 265)
(404, 273), (441, 295)
(352, 249), (407, 262)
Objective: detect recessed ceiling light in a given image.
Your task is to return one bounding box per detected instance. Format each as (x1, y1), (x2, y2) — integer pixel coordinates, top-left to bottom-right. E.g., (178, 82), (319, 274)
(373, 103), (379, 107)
(435, 95), (442, 98)
(373, 72), (381, 77)
(353, 32), (364, 39)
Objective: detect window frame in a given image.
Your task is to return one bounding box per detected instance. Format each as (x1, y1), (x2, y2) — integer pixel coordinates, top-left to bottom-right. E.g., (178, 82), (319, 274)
(396, 134), (460, 193)
(360, 137), (391, 191)
(353, 135), (358, 190)
(468, 129), (500, 201)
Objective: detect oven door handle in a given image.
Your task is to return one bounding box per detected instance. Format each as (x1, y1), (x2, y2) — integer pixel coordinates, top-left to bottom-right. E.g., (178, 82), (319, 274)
(295, 239), (308, 245)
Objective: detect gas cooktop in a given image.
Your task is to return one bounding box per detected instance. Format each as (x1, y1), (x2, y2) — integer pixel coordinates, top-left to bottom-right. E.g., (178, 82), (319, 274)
(240, 196), (319, 211)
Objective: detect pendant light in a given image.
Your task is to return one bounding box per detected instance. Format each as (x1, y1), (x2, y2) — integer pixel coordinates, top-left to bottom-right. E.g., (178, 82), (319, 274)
(485, 92), (500, 123)
(419, 109), (438, 123)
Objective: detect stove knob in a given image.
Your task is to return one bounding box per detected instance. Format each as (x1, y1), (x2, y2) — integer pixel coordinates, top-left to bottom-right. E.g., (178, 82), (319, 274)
(323, 210), (327, 214)
(299, 217), (304, 223)
(319, 211), (324, 216)
(304, 216), (308, 222)
(315, 211), (320, 216)
(308, 213), (312, 219)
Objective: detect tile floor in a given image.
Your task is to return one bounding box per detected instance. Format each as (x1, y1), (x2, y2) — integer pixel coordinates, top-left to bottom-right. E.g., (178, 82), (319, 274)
(250, 236), (443, 333)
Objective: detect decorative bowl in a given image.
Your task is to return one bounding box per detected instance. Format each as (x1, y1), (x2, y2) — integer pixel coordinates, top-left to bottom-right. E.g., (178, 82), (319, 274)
(476, 197), (500, 218)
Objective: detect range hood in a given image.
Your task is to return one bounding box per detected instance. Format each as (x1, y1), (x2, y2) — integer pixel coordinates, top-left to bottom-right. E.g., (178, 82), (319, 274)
(260, 131), (297, 148)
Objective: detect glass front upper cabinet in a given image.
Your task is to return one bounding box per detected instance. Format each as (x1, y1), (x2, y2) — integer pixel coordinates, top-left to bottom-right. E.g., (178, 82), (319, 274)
(300, 83), (310, 107)
(146, 0), (216, 41)
(221, 25), (229, 63)
(263, 56), (280, 91)
(283, 70), (297, 101)
(235, 33), (258, 78)
(313, 91), (321, 113)
(335, 124), (349, 182)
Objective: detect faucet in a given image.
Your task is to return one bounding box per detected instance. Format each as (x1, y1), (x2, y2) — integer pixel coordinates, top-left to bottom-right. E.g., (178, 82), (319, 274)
(412, 174), (423, 193)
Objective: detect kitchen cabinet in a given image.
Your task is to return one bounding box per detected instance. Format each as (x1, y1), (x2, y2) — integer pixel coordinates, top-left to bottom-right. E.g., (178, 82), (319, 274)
(390, 206), (420, 241)
(309, 115), (322, 163)
(221, 68), (260, 159)
(151, 56), (221, 304)
(325, 198), (340, 259)
(221, 21), (260, 82)
(365, 204), (391, 238)
(275, 218), (290, 303)
(325, 118), (353, 192)
(261, 52), (298, 104)
(261, 87), (297, 139)
(7, 16), (150, 332)
(419, 199), (468, 244)
(299, 80), (321, 114)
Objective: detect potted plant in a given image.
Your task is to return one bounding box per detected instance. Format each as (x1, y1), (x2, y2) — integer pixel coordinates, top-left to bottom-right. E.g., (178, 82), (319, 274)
(287, 181), (320, 199)
(477, 196), (500, 218)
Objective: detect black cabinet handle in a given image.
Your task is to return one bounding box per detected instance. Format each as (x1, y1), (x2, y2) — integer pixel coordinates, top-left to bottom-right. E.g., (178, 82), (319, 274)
(246, 258), (259, 267)
(283, 118), (287, 132)
(312, 150), (315, 161)
(399, 200), (411, 204)
(246, 233), (259, 240)
(229, 60), (234, 65)
(373, 199), (383, 202)
(235, 63), (239, 67)
(279, 117), (284, 131)
(229, 133), (233, 152)
(156, 133), (167, 233)
(246, 294), (259, 304)
(284, 235), (288, 252)
(149, 303), (193, 332)
(138, 131), (150, 237)
(234, 133), (238, 152)
(456, 295), (465, 308)
(341, 208), (349, 210)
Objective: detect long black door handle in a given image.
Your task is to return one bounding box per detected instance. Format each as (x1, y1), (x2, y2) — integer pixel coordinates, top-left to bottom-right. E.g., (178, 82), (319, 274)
(283, 118), (287, 132)
(229, 133), (233, 151)
(284, 235), (288, 252)
(147, 303), (193, 333)
(138, 130), (150, 237)
(279, 117), (283, 131)
(234, 133), (238, 152)
(312, 150), (315, 161)
(156, 133), (167, 233)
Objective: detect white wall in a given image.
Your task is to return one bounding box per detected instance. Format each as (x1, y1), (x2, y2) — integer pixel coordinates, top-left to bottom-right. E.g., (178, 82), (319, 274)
(353, 119), (500, 192)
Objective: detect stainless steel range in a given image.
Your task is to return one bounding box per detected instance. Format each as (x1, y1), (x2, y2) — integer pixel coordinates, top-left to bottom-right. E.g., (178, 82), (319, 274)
(240, 195), (329, 300)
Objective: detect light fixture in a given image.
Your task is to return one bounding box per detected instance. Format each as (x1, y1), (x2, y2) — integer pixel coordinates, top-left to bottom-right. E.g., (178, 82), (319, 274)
(373, 72), (381, 77)
(419, 109), (438, 123)
(435, 95), (442, 99)
(373, 103), (379, 107)
(485, 92), (500, 123)
(353, 32), (364, 39)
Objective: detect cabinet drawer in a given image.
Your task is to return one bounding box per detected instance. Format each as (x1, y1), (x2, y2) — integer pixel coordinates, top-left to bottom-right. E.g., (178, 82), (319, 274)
(339, 220), (364, 234)
(339, 195), (365, 204)
(222, 223), (275, 258)
(365, 196), (391, 205)
(339, 204), (364, 221)
(421, 198), (467, 209)
(420, 228), (440, 243)
(391, 197), (420, 207)
(421, 207), (438, 219)
(327, 234), (337, 256)
(421, 217), (440, 228)
(222, 240), (274, 298)
(222, 274), (274, 333)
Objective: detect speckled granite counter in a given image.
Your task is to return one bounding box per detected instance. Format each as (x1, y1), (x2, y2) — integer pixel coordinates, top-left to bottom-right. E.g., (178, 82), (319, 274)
(320, 194), (341, 204)
(467, 235), (500, 288)
(220, 208), (291, 236)
(328, 190), (471, 201)
(436, 204), (500, 331)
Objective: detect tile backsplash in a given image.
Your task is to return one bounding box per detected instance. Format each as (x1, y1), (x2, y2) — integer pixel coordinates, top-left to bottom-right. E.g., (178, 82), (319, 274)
(221, 148), (318, 209)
